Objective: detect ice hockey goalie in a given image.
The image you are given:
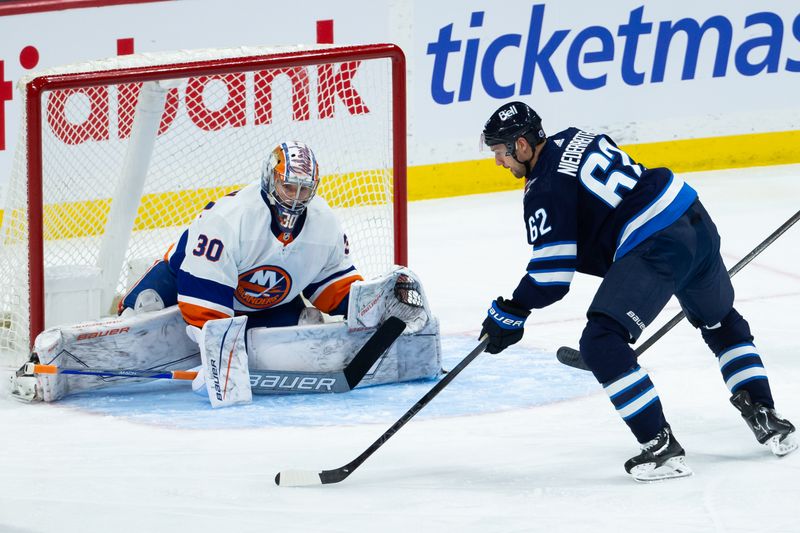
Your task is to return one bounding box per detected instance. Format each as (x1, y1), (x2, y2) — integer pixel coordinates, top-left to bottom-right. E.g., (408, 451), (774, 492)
(10, 268), (441, 406)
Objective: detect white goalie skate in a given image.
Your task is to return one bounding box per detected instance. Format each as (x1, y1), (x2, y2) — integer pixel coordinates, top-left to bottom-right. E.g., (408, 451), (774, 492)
(9, 370), (40, 403)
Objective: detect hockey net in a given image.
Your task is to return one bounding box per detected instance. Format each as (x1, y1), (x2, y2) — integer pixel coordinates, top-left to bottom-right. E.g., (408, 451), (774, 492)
(0, 44), (407, 366)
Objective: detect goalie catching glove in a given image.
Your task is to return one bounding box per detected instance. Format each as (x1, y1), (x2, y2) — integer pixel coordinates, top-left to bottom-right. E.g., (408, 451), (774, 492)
(347, 267), (431, 334)
(480, 297), (530, 354)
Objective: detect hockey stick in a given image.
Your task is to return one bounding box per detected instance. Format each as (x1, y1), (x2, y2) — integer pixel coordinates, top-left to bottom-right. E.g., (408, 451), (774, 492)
(27, 364), (199, 381)
(275, 335), (490, 487)
(26, 316), (407, 394)
(27, 364), (360, 394)
(557, 209), (800, 371)
(343, 316), (406, 388)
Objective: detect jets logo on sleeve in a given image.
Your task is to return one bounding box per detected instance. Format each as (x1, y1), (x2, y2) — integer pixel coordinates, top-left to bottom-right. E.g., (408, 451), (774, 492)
(235, 266), (293, 309)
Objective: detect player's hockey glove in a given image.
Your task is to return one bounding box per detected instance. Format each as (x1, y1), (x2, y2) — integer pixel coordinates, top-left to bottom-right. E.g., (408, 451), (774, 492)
(480, 297), (530, 354)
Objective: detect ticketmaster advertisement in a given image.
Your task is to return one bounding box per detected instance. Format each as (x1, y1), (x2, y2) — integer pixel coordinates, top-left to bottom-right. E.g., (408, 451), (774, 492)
(411, 1), (800, 165)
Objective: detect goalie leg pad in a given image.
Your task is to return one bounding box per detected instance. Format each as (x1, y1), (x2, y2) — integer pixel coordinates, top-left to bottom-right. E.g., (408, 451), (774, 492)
(191, 316), (252, 408)
(18, 306), (200, 402)
(247, 316), (441, 388)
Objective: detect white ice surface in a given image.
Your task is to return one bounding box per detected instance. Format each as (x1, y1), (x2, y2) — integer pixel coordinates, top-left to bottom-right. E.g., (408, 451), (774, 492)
(1, 164), (799, 533)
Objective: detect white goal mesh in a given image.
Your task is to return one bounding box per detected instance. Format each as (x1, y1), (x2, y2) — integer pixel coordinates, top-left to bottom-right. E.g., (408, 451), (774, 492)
(0, 44), (406, 366)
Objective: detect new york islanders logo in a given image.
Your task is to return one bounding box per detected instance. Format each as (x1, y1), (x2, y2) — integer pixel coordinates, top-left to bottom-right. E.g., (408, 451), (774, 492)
(235, 266), (292, 309)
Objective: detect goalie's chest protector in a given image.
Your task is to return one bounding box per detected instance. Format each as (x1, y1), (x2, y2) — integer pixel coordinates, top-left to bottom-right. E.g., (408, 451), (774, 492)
(181, 183), (349, 312)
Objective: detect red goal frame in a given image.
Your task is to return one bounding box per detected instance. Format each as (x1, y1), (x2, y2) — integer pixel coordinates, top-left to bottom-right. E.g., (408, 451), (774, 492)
(23, 43), (408, 347)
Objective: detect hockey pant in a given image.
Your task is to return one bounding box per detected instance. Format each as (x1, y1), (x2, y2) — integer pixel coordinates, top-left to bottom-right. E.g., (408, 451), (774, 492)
(579, 201), (776, 442)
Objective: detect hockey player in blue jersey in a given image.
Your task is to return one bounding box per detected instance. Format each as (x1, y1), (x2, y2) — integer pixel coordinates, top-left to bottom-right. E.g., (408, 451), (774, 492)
(478, 101), (796, 481)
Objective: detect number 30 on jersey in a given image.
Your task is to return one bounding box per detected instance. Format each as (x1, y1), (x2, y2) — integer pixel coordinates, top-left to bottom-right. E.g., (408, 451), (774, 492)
(193, 234), (224, 261)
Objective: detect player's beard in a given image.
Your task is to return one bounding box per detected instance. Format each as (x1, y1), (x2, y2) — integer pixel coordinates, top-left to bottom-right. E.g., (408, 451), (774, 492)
(509, 161), (527, 179)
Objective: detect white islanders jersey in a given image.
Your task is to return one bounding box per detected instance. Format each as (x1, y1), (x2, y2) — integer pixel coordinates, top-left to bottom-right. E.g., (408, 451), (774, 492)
(169, 182), (362, 327)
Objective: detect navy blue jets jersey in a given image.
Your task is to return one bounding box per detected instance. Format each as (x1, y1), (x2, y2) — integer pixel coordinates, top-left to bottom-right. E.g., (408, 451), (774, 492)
(511, 127), (698, 310)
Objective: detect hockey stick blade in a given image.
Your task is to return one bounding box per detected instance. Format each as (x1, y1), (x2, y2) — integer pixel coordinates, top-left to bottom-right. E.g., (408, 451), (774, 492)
(556, 346), (590, 371)
(275, 336), (490, 487)
(274, 470), (324, 487)
(556, 209), (800, 371)
(343, 316), (406, 389)
(275, 466), (353, 486)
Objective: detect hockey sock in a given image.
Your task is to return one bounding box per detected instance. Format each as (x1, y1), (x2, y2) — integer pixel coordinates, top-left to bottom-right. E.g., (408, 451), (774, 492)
(603, 364), (667, 443)
(701, 308), (774, 408)
(716, 343), (774, 408)
(581, 314), (668, 442)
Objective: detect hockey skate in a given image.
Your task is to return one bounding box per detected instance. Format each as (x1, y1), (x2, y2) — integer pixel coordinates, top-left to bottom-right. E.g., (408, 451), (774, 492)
(730, 390), (797, 457)
(9, 354), (42, 403)
(624, 426), (692, 482)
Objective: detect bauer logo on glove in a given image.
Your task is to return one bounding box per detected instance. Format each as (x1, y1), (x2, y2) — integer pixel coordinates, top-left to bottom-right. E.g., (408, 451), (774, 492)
(488, 304), (525, 328)
(480, 297), (531, 354)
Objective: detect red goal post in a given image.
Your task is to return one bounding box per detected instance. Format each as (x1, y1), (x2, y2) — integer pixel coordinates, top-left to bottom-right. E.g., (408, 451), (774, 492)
(0, 43), (407, 363)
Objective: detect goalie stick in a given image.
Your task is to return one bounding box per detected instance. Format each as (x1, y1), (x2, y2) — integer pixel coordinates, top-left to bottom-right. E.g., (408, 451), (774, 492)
(343, 316), (406, 389)
(557, 209), (800, 371)
(275, 335), (489, 487)
(24, 316), (407, 395)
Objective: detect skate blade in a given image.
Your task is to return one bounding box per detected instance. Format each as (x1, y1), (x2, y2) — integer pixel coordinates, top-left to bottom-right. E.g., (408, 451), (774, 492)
(630, 456), (693, 483)
(768, 434), (798, 457)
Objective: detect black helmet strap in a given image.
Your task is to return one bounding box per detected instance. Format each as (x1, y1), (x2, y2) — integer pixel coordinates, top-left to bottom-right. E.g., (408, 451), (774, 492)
(507, 134), (535, 175)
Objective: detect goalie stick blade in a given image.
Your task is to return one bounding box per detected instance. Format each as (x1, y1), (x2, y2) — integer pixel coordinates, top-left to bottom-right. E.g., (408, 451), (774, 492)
(556, 346), (591, 371)
(274, 470), (323, 487)
(343, 316), (406, 389)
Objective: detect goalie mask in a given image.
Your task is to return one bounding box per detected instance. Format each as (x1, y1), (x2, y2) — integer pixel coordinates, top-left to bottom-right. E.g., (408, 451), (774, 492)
(261, 141), (320, 232)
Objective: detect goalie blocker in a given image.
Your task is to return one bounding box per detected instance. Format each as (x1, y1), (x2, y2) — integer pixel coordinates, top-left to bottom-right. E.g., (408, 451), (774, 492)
(10, 268), (441, 406)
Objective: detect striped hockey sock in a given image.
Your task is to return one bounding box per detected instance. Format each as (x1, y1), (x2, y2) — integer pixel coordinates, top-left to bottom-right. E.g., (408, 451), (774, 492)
(717, 342), (774, 407)
(604, 365), (667, 443)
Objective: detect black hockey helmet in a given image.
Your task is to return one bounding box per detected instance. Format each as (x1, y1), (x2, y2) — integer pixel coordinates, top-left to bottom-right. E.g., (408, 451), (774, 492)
(481, 101), (545, 157)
